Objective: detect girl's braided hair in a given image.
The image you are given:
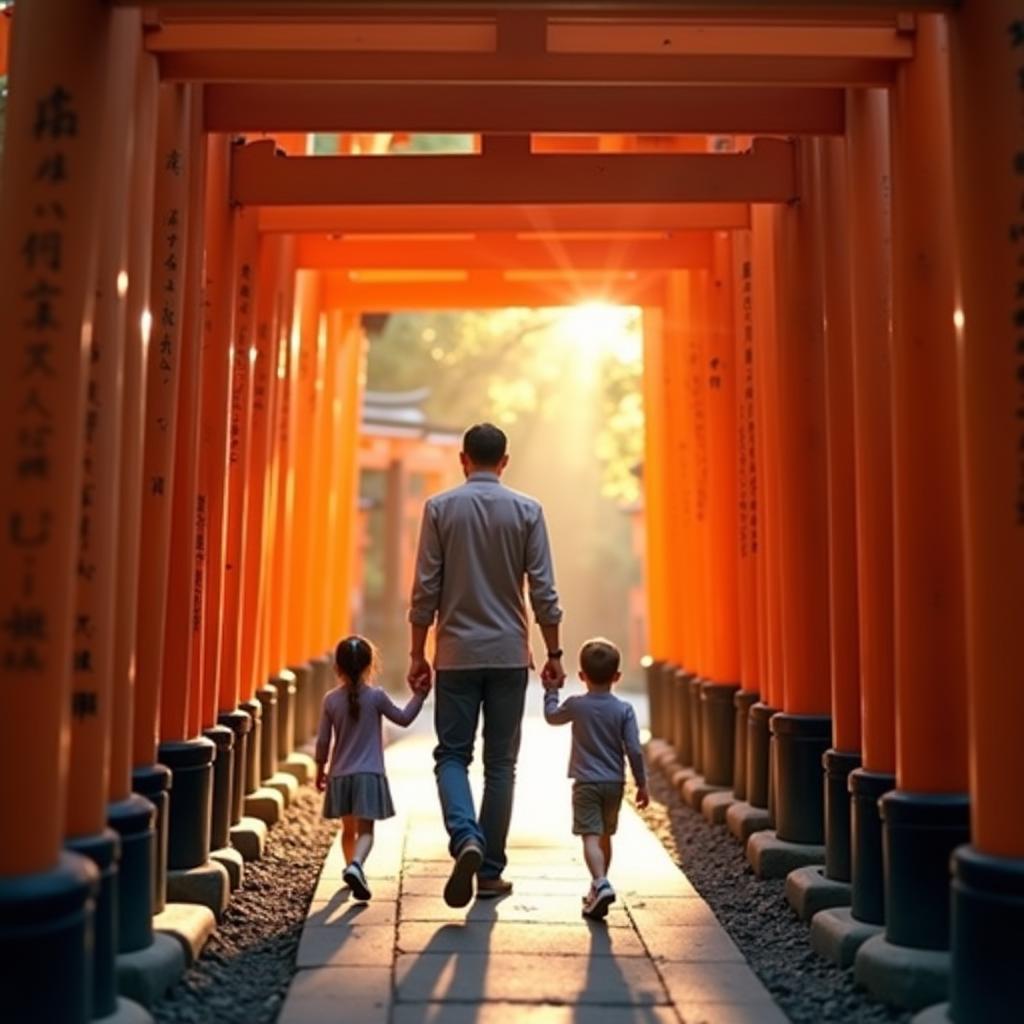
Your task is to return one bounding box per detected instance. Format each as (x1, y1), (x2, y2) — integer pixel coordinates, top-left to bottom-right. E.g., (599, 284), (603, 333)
(334, 635), (376, 722)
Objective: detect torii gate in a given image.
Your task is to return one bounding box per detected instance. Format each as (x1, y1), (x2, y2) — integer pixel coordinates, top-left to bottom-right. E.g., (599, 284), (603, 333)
(0, 4), (1019, 1024)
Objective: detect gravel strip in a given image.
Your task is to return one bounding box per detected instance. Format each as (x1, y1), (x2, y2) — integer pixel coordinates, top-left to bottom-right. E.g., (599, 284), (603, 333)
(633, 758), (912, 1024)
(153, 786), (337, 1024)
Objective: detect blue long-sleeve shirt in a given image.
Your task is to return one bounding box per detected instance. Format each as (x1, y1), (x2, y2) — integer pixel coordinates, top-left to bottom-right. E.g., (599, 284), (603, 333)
(544, 689), (646, 786)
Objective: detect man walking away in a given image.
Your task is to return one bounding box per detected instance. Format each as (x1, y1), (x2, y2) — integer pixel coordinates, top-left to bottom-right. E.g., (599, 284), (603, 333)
(408, 422), (565, 908)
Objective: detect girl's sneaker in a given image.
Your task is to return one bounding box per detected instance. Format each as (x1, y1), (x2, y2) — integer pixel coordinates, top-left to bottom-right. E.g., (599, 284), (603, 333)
(582, 881), (616, 920)
(343, 861), (372, 901)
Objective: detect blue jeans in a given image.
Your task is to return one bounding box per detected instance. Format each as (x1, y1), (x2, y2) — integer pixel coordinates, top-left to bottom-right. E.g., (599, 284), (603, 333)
(433, 667), (529, 880)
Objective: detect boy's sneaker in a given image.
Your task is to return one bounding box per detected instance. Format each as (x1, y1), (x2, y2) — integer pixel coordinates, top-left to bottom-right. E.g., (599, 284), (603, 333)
(476, 877), (513, 899)
(582, 881), (616, 920)
(343, 861), (372, 902)
(444, 839), (484, 908)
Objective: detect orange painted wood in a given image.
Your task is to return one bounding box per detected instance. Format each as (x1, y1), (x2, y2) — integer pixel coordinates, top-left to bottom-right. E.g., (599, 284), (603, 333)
(819, 135), (862, 757)
(890, 14), (967, 794)
(847, 89), (895, 773)
(260, 203), (750, 235)
(285, 270), (323, 664)
(772, 140), (831, 716)
(65, 10), (139, 838)
(641, 306), (670, 661)
(111, 48), (159, 802)
(161, 90), (207, 744)
(950, 0), (1024, 857)
(238, 236), (280, 701)
(203, 82), (846, 136)
(132, 82), (191, 767)
(294, 232), (713, 273)
(198, 135), (236, 727)
(704, 233), (741, 684)
(217, 206), (258, 713)
(231, 138), (796, 207)
(732, 229), (760, 696)
(752, 205), (781, 708)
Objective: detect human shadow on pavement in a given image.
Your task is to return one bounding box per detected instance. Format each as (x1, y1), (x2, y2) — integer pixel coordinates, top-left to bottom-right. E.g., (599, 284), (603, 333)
(393, 895), (505, 1017)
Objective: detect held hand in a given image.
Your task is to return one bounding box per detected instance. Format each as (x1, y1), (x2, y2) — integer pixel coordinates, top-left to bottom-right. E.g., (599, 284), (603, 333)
(635, 785), (650, 810)
(413, 676), (433, 697)
(407, 654), (433, 692)
(540, 656), (566, 688)
(315, 768), (327, 794)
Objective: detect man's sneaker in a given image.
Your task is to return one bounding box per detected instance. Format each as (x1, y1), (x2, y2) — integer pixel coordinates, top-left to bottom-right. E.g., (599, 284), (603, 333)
(343, 861), (372, 902)
(582, 881), (616, 920)
(444, 839), (484, 908)
(476, 877), (513, 899)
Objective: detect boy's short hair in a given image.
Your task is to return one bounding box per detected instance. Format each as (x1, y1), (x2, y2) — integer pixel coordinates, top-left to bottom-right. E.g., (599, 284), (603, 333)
(579, 638), (621, 685)
(463, 422), (507, 466)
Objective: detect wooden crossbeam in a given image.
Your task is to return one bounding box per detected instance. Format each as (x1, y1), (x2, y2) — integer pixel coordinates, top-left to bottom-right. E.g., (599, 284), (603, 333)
(258, 202), (751, 233)
(294, 232), (713, 271)
(322, 268), (667, 311)
(205, 83), (845, 135)
(233, 138), (796, 207)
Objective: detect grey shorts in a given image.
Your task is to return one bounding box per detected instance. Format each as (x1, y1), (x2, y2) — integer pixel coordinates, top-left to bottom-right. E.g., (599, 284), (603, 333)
(572, 781), (625, 836)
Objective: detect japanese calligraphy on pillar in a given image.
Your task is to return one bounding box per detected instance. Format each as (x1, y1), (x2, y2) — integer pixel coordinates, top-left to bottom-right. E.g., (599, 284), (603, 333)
(736, 255), (758, 560)
(689, 285), (709, 526)
(230, 261), (253, 467)
(2, 87), (80, 676)
(1011, 17), (1024, 525)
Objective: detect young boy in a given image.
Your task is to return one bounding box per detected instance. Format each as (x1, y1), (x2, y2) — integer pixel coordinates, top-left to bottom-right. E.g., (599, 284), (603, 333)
(543, 637), (649, 920)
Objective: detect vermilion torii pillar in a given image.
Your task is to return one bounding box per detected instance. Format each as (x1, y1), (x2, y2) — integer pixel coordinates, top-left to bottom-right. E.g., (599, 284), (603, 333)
(63, 11), (144, 1020)
(856, 15), (970, 1009)
(749, 139), (833, 877)
(0, 0), (114, 1019)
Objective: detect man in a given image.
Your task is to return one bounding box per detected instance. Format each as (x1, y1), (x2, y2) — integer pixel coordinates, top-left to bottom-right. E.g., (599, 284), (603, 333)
(408, 422), (565, 908)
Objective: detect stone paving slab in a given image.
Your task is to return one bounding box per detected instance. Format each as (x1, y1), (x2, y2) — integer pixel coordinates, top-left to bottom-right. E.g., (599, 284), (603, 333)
(279, 713), (789, 1024)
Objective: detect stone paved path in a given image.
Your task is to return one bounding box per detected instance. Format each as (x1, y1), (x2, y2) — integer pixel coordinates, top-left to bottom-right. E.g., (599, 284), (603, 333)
(279, 692), (789, 1024)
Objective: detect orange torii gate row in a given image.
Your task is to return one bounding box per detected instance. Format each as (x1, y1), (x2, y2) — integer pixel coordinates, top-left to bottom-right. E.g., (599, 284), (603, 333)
(0, 3), (1020, 1024)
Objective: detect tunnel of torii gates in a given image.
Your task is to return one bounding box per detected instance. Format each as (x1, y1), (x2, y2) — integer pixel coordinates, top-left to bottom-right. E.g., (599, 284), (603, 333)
(0, 1), (1020, 1022)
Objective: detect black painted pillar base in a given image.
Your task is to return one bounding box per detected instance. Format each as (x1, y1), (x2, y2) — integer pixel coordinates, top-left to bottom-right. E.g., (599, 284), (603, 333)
(771, 712), (831, 845)
(255, 683), (279, 784)
(65, 828), (120, 1018)
(849, 767), (895, 925)
(674, 669), (695, 767)
(274, 670), (297, 764)
(311, 655), (333, 719)
(824, 748), (860, 883)
(218, 708), (252, 825)
(0, 851), (98, 1024)
(132, 762), (172, 913)
(950, 845), (1024, 1023)
(107, 793), (157, 953)
(203, 725), (234, 851)
(702, 682), (741, 787)
(287, 662), (314, 748)
(240, 697), (263, 796)
(158, 737), (215, 871)
(732, 690), (759, 802)
(659, 662), (678, 749)
(882, 790), (970, 949)
(643, 658), (663, 739)
(746, 702), (776, 810)
(688, 676), (705, 774)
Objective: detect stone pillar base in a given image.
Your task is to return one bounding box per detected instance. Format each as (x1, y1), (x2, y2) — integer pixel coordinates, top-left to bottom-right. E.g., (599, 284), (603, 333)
(810, 906), (883, 967)
(166, 860), (230, 919)
(785, 864), (851, 921)
(701, 789), (736, 824)
(229, 815), (269, 861)
(209, 845), (244, 889)
(771, 712), (831, 845)
(265, 770), (299, 805)
(244, 785), (285, 825)
(94, 995), (154, 1024)
(153, 903), (216, 965)
(279, 750), (316, 785)
(855, 933), (951, 1010)
(108, 793), (157, 954)
(116, 933), (186, 1008)
(912, 1003), (951, 1024)
(746, 829), (825, 879)
(726, 800), (772, 843)
(682, 774), (729, 811)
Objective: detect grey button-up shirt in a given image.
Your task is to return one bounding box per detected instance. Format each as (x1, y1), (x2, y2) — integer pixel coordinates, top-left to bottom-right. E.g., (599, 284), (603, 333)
(409, 472), (563, 670)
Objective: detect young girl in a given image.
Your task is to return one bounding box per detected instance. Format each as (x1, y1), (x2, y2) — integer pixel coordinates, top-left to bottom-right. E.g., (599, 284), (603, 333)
(315, 635), (429, 900)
